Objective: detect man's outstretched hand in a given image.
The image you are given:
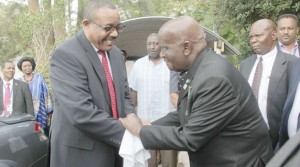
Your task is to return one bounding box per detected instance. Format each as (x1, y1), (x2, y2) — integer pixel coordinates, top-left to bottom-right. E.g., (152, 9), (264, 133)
(119, 113), (143, 136)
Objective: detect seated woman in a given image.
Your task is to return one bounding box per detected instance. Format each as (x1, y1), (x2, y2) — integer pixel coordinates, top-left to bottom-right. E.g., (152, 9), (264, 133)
(17, 57), (53, 135)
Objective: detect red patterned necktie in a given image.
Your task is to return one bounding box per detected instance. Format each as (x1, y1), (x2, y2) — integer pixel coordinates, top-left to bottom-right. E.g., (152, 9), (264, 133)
(98, 50), (118, 119)
(252, 57), (263, 100)
(2, 83), (11, 117)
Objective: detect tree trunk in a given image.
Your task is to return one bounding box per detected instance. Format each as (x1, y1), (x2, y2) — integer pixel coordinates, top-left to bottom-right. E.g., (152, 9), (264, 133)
(53, 0), (66, 43)
(77, 0), (89, 30)
(28, 0), (39, 12)
(44, 0), (55, 46)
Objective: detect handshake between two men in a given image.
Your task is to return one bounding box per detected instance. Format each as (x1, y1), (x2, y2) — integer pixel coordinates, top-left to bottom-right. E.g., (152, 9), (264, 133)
(120, 113), (151, 136)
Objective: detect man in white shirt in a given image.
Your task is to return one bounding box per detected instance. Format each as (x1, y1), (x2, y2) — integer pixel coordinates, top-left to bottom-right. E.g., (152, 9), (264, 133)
(279, 58), (300, 148)
(0, 61), (34, 117)
(277, 14), (299, 57)
(129, 33), (177, 167)
(240, 19), (297, 149)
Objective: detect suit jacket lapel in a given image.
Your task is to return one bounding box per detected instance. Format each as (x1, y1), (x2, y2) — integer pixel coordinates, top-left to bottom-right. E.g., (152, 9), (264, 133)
(0, 80), (3, 112)
(267, 52), (286, 107)
(178, 73), (193, 102)
(76, 30), (111, 107)
(244, 55), (257, 80)
(298, 40), (300, 56)
(12, 79), (19, 111)
(178, 48), (209, 103)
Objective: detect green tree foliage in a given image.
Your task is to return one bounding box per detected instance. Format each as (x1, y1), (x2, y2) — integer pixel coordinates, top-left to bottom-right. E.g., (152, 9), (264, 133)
(0, 2), (27, 63)
(15, 6), (55, 76)
(52, 0), (67, 43)
(76, 0), (89, 29)
(221, 0), (300, 59)
(1, 0), (300, 66)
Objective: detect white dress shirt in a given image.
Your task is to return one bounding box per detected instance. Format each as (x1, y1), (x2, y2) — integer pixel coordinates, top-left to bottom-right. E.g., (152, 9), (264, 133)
(248, 48), (277, 128)
(288, 82), (300, 138)
(129, 56), (176, 122)
(92, 44), (113, 78)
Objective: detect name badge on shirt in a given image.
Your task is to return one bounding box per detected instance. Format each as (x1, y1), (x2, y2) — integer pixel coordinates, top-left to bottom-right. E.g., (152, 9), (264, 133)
(6, 104), (12, 112)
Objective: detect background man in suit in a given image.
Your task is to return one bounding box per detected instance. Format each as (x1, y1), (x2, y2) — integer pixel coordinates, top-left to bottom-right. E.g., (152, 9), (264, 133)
(0, 61), (34, 117)
(277, 14), (299, 57)
(49, 0), (135, 167)
(240, 19), (297, 149)
(279, 59), (300, 147)
(120, 16), (273, 167)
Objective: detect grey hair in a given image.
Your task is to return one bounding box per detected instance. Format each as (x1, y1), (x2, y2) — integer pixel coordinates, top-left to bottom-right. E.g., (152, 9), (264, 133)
(148, 33), (158, 38)
(1, 61), (14, 70)
(83, 0), (117, 20)
(278, 14), (299, 27)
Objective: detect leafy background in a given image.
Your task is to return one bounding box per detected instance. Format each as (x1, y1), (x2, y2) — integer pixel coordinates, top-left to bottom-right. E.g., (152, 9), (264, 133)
(0, 0), (299, 78)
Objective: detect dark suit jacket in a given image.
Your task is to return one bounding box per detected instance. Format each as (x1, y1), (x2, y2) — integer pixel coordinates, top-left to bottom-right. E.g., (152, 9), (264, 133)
(267, 130), (300, 167)
(240, 51), (297, 148)
(140, 48), (273, 167)
(0, 79), (34, 116)
(279, 59), (300, 147)
(49, 30), (135, 167)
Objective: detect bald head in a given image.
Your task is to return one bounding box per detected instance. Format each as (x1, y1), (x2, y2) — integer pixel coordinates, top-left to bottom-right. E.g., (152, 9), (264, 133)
(159, 16), (206, 46)
(252, 19), (277, 31)
(158, 16), (207, 71)
(249, 19), (277, 55)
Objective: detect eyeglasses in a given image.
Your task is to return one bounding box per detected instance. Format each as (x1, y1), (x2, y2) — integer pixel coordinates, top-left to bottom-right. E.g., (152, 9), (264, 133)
(90, 20), (125, 33)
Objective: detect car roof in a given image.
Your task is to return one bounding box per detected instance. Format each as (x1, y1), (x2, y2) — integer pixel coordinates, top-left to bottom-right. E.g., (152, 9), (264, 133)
(115, 16), (241, 60)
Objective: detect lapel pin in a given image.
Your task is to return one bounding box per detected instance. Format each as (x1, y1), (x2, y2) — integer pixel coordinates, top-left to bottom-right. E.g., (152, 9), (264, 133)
(183, 84), (187, 90)
(183, 79), (190, 90)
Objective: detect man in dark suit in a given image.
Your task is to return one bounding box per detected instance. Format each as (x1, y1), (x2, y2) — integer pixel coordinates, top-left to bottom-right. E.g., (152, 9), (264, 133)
(49, 1), (135, 167)
(276, 14), (299, 57)
(240, 19), (297, 149)
(279, 59), (300, 147)
(120, 16), (273, 167)
(0, 61), (34, 117)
